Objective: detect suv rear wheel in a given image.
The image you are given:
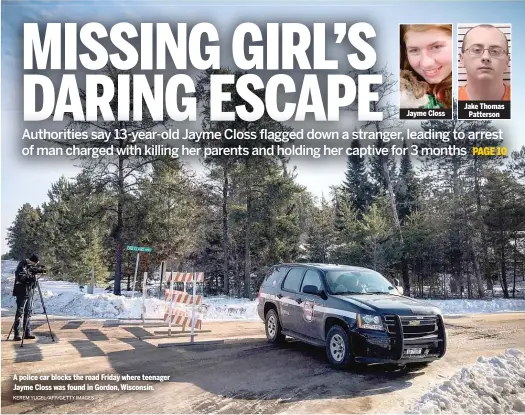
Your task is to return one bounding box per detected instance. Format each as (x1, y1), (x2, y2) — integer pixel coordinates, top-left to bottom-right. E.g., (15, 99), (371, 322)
(326, 325), (354, 368)
(265, 309), (285, 345)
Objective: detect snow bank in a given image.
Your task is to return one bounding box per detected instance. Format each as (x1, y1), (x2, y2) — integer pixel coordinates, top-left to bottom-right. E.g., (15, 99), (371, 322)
(425, 298), (525, 315)
(408, 349), (525, 414)
(199, 296), (259, 321)
(1, 284), (167, 319)
(1, 261), (252, 320)
(2, 260), (525, 320)
(1, 260), (165, 319)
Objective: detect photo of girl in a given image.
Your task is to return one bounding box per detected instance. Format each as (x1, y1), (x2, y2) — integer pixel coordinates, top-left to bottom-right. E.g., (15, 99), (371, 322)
(400, 24), (453, 110)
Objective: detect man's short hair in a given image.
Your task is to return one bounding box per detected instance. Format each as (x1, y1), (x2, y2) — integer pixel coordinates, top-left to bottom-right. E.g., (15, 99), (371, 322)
(461, 24), (509, 53)
(29, 254), (39, 263)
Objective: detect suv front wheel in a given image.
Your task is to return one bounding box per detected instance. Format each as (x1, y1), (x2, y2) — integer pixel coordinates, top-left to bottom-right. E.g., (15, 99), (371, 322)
(326, 325), (354, 368)
(265, 309), (285, 345)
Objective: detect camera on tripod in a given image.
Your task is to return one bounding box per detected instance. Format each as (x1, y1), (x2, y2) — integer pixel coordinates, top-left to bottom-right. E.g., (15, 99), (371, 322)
(8, 262), (55, 346)
(27, 264), (47, 276)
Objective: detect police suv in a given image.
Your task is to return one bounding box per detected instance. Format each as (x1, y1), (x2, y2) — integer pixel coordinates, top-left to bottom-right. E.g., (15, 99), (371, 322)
(257, 263), (447, 368)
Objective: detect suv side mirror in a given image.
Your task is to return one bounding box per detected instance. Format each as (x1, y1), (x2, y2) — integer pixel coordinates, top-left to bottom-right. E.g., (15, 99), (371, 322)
(302, 285), (319, 295)
(303, 285), (327, 299)
(393, 279), (404, 295)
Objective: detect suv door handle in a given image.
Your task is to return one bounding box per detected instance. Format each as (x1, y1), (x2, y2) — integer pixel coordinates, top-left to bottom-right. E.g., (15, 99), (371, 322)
(277, 294), (283, 299)
(296, 298), (303, 304)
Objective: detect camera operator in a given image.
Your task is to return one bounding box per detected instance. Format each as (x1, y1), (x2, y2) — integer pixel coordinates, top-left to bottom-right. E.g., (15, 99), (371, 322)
(12, 254), (41, 341)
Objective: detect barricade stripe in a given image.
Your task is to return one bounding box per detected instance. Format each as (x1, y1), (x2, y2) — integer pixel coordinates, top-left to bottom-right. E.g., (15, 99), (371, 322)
(164, 292), (202, 304)
(194, 272), (204, 282)
(163, 281), (203, 330)
(168, 272), (205, 282)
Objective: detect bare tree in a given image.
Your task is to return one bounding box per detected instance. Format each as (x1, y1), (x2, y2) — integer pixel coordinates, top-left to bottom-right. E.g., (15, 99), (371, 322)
(61, 66), (170, 295)
(350, 66), (408, 291)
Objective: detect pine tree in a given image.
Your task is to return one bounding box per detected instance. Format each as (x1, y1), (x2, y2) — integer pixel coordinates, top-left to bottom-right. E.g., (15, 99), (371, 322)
(7, 204), (42, 260)
(351, 66), (404, 250)
(508, 146), (525, 184)
(195, 68), (296, 299)
(331, 194), (366, 267)
(397, 140), (419, 223)
(420, 112), (504, 298)
(360, 194), (399, 275)
(395, 140), (420, 294)
(483, 169), (525, 298)
(341, 139), (372, 216)
(403, 209), (446, 297)
(304, 196), (335, 263)
(138, 161), (209, 272)
(39, 175), (111, 283)
(60, 65), (170, 295)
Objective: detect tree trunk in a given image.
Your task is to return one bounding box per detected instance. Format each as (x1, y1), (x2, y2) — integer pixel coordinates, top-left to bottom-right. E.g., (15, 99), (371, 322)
(114, 154), (124, 296)
(158, 261), (165, 299)
(460, 188), (484, 298)
(244, 192), (252, 299)
(513, 234), (517, 298)
(468, 234), (484, 298)
(236, 251), (241, 298)
(473, 150), (491, 291)
(380, 160), (408, 295)
(222, 166), (229, 296)
(500, 238), (509, 298)
(401, 254), (410, 297)
(466, 260), (472, 298)
(418, 272), (422, 297)
(443, 268), (447, 299)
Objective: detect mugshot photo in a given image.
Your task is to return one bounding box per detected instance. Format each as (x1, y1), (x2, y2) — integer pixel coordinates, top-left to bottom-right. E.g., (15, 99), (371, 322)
(457, 23), (511, 119)
(399, 24), (453, 119)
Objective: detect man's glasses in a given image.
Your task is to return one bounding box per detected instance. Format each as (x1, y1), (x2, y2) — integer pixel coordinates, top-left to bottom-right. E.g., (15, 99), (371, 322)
(464, 45), (507, 58)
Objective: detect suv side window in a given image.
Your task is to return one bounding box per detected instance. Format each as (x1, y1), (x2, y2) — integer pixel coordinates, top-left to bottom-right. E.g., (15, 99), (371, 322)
(301, 270), (323, 292)
(282, 268), (306, 292)
(263, 266), (290, 288)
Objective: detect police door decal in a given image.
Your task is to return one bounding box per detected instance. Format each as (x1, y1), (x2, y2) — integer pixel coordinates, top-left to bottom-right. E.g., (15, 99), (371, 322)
(303, 300), (315, 322)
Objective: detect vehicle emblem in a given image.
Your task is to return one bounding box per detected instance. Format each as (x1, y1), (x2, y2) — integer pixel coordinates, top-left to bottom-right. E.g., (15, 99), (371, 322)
(408, 320), (421, 326)
(303, 300), (314, 322)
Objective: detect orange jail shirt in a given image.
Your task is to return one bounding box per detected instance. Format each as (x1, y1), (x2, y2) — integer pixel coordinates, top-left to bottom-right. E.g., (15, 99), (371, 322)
(458, 84), (511, 101)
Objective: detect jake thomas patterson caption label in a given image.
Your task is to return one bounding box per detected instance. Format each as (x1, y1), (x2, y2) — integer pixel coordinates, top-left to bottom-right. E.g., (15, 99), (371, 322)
(458, 101), (511, 120)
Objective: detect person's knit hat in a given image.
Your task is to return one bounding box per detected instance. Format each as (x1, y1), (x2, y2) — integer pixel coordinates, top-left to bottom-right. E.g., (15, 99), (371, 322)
(29, 254), (39, 263)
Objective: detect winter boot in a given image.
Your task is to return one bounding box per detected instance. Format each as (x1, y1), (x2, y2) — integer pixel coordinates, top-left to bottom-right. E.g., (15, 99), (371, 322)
(13, 320), (22, 341)
(23, 320), (35, 340)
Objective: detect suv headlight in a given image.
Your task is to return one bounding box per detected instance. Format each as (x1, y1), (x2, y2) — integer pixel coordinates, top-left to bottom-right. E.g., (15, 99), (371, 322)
(357, 314), (385, 331)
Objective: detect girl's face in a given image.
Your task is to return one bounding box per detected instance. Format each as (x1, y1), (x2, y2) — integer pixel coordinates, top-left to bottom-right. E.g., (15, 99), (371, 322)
(405, 29), (452, 84)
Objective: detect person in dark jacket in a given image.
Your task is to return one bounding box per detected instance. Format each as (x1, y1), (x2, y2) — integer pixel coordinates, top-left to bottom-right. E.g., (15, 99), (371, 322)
(12, 254), (40, 341)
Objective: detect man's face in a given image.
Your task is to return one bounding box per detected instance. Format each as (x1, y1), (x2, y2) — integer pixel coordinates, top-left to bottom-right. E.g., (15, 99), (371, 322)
(460, 26), (509, 83)
(405, 29), (453, 84)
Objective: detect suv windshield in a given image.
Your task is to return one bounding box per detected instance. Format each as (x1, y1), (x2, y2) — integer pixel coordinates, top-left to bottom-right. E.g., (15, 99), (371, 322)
(326, 270), (396, 295)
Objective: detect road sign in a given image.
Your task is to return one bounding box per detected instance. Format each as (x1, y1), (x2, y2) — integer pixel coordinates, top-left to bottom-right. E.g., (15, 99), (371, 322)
(127, 245), (152, 253)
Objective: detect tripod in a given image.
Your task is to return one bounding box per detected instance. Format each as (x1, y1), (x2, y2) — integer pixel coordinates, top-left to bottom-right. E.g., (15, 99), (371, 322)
(6, 279), (55, 347)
